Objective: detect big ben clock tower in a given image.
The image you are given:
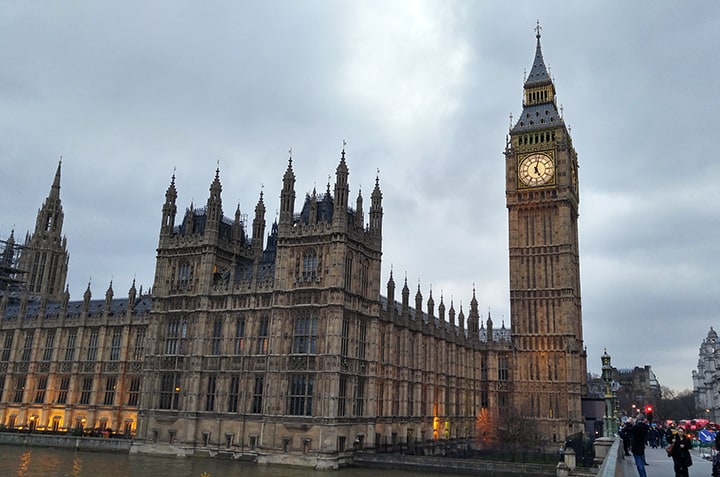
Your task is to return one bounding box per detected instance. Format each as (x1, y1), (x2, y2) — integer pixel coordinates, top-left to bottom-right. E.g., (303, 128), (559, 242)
(505, 24), (587, 442)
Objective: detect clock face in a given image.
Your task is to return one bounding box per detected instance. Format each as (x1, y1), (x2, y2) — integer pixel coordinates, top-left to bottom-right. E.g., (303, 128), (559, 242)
(519, 153), (555, 187)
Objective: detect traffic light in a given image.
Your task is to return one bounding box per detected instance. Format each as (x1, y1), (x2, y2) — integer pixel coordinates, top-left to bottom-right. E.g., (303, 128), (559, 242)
(645, 405), (653, 423)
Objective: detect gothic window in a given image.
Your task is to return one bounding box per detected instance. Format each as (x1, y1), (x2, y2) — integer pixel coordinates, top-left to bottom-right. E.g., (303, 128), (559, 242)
(165, 320), (180, 355)
(344, 253), (353, 290)
(79, 377), (93, 405)
(292, 312), (317, 354)
(302, 250), (317, 280)
(408, 335), (414, 364)
(234, 317), (246, 354)
(287, 374), (314, 416)
(377, 379), (384, 416)
(205, 375), (217, 411)
(133, 329), (145, 361)
(180, 320), (188, 353)
(392, 381), (400, 416)
(127, 377), (141, 406)
(395, 335), (401, 367)
(34, 375), (47, 404)
(256, 317), (268, 354)
(64, 331), (76, 361)
(407, 382), (414, 417)
(337, 375), (347, 417)
(340, 316), (350, 357)
(1, 332), (13, 361)
(42, 330), (55, 361)
(360, 260), (369, 296)
(87, 330), (99, 361)
(445, 386), (451, 417)
(56, 376), (70, 404)
(104, 376), (116, 406)
(380, 332), (386, 363)
(21, 330), (34, 362)
(110, 330), (122, 361)
(13, 376), (25, 403)
(159, 373), (180, 410)
(211, 318), (222, 355)
(177, 261), (192, 288)
(356, 319), (367, 360)
(480, 353), (488, 381)
(498, 391), (509, 417)
(251, 375), (264, 413)
(228, 375), (240, 413)
(498, 354), (509, 381)
(480, 390), (489, 408)
(353, 376), (365, 416)
(0, 375), (4, 403)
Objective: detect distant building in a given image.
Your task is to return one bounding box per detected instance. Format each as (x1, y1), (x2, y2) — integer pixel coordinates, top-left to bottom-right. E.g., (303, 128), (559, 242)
(613, 366), (661, 418)
(585, 362), (661, 428)
(693, 327), (719, 422)
(0, 27), (588, 467)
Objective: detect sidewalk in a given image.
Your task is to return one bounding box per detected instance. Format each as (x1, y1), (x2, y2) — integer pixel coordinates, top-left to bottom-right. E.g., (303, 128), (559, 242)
(620, 443), (713, 476)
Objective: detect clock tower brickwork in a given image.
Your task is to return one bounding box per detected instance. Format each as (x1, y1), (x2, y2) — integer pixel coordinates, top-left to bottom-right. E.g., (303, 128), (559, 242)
(505, 28), (587, 441)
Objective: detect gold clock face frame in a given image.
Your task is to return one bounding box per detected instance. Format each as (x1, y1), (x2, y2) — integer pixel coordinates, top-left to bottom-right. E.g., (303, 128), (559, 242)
(518, 152), (555, 187)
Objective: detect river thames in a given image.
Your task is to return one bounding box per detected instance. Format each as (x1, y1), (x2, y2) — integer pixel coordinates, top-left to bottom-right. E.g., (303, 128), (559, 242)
(0, 445), (478, 477)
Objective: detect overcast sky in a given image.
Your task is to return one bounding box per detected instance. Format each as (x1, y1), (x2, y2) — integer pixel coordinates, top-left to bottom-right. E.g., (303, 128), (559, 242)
(1, 1), (718, 393)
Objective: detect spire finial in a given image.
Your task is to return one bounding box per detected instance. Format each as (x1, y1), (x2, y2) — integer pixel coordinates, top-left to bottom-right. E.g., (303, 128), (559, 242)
(535, 20), (542, 39)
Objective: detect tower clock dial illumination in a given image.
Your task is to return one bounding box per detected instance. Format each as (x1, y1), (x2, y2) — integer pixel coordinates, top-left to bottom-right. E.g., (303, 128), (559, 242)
(519, 153), (555, 187)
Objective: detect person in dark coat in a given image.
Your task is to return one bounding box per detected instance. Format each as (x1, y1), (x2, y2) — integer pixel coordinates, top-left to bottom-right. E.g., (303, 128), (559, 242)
(629, 414), (649, 477)
(667, 426), (693, 477)
(619, 418), (634, 456)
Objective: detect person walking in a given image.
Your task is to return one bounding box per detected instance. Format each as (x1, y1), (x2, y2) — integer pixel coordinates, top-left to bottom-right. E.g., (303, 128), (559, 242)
(667, 426), (693, 477)
(628, 414), (649, 477)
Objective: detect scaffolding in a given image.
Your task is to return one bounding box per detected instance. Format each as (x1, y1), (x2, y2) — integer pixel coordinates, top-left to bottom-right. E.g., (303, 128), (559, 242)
(0, 235), (28, 299)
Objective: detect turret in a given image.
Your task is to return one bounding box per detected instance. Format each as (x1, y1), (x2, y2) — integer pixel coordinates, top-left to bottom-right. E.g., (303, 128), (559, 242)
(205, 168), (223, 229)
(386, 269), (396, 315)
(252, 191), (266, 257)
(438, 292), (446, 323)
(128, 279), (137, 310)
(161, 173), (177, 237)
(449, 299), (456, 328)
(427, 288), (435, 321)
(414, 283), (423, 321)
(83, 282), (91, 312)
(355, 189), (364, 229)
(104, 280), (114, 314)
(279, 157), (296, 228)
(486, 311), (494, 343)
(468, 287), (479, 337)
(333, 147), (349, 229)
(401, 276), (410, 318)
(369, 174), (383, 236)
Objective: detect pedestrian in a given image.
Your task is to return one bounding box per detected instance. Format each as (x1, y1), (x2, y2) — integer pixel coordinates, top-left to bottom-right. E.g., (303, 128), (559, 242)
(629, 413), (649, 477)
(648, 425), (659, 448)
(619, 417), (634, 457)
(667, 426), (693, 477)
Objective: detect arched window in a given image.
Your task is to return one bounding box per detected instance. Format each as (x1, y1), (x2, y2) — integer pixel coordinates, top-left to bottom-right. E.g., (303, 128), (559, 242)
(302, 249), (317, 280)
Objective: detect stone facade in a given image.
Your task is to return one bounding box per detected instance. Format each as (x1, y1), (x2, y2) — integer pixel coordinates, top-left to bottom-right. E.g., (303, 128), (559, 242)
(693, 327), (720, 422)
(0, 28), (586, 466)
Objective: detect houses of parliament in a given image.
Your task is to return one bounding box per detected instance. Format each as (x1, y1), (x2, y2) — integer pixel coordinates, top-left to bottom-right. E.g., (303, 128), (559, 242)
(0, 29), (587, 467)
